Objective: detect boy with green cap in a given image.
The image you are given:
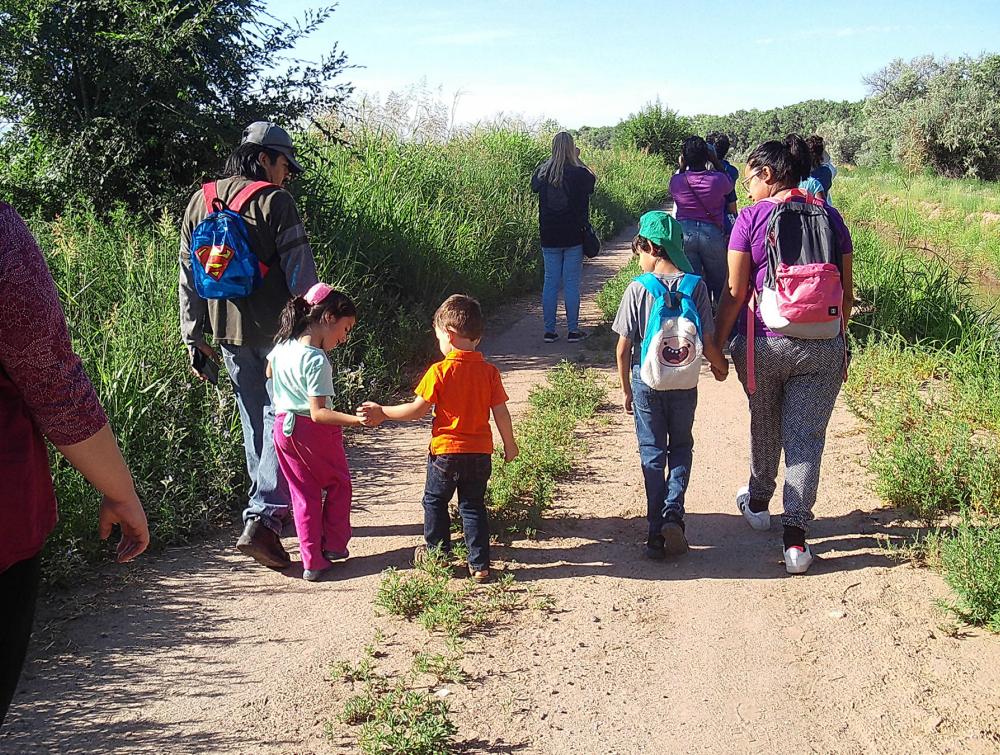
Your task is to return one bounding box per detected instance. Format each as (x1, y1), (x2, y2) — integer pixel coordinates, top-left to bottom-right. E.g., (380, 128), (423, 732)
(612, 211), (728, 558)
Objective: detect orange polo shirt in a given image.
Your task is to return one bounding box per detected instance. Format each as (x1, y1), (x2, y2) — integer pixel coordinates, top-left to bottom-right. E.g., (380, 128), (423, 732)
(415, 349), (509, 455)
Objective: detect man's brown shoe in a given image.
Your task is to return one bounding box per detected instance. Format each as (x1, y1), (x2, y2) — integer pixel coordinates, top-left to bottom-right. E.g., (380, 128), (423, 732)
(236, 520), (291, 569)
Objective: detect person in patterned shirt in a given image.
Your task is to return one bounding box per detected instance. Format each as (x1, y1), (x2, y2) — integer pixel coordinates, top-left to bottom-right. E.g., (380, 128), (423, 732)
(0, 203), (149, 729)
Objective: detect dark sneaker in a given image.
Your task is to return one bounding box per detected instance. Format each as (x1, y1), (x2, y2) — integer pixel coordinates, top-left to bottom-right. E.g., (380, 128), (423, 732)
(566, 330), (588, 343)
(280, 519), (297, 538)
(661, 520), (689, 555)
(644, 535), (666, 560)
(543, 332), (559, 343)
(303, 566), (331, 582)
(322, 549), (350, 562)
(236, 520), (291, 570)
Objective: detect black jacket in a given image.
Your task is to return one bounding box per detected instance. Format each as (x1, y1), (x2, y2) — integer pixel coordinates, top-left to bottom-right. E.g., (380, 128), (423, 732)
(531, 164), (596, 248)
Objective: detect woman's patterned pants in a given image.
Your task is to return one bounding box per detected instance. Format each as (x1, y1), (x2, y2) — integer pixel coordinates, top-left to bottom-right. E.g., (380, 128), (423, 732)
(730, 333), (846, 531)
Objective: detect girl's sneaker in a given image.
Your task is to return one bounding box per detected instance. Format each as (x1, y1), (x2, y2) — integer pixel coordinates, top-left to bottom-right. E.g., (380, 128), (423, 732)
(322, 549), (349, 562)
(302, 565), (331, 582)
(783, 545), (813, 574)
(736, 486), (770, 531)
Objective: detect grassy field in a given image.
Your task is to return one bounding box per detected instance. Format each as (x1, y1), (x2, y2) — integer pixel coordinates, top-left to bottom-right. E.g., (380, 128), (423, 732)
(34, 130), (671, 582)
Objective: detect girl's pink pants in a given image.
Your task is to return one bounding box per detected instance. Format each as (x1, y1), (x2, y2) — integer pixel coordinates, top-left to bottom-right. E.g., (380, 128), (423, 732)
(273, 414), (352, 571)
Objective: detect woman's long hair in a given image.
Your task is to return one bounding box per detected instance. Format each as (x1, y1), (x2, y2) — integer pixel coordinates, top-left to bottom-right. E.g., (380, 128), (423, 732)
(537, 131), (583, 187)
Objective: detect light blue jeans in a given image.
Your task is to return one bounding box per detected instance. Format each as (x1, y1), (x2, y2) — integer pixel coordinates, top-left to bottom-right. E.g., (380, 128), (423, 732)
(220, 344), (291, 534)
(541, 244), (584, 334)
(678, 219), (727, 308)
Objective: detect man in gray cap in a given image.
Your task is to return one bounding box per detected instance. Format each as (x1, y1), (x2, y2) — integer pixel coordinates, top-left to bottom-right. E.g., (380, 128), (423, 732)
(178, 121), (319, 569)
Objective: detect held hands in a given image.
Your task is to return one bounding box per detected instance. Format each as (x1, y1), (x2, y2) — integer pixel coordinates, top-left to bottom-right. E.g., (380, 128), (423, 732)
(710, 361), (729, 381)
(356, 401), (386, 427)
(97, 493), (150, 563)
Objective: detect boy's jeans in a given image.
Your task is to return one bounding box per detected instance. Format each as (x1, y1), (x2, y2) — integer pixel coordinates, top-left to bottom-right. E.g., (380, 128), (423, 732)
(541, 244), (584, 333)
(678, 219), (726, 307)
(422, 453), (492, 570)
(630, 365), (697, 538)
(220, 344), (292, 534)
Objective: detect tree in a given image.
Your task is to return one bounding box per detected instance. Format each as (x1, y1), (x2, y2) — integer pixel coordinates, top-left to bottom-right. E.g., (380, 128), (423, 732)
(0, 0), (352, 213)
(613, 101), (692, 160)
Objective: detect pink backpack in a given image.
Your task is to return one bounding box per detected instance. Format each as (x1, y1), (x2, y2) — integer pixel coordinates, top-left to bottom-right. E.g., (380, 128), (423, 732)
(746, 190), (846, 394)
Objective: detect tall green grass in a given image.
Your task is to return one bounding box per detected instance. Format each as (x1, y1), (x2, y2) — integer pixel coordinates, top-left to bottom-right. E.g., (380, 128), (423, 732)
(32, 129), (670, 579)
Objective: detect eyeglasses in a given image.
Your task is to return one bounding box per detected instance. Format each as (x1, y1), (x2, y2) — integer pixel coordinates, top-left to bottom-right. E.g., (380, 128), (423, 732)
(741, 170), (761, 192)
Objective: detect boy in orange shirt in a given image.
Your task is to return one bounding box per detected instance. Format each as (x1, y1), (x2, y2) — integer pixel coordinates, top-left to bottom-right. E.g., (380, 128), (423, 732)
(358, 295), (518, 582)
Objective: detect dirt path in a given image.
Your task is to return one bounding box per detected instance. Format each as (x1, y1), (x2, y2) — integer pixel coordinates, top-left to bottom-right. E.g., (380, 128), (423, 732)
(4, 223), (1000, 754)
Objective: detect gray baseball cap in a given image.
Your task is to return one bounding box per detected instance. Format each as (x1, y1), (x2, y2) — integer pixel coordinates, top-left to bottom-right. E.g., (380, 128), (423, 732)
(241, 121), (304, 174)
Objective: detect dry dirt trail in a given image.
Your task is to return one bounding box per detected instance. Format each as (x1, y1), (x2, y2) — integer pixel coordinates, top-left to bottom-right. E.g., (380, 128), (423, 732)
(4, 222), (1000, 755)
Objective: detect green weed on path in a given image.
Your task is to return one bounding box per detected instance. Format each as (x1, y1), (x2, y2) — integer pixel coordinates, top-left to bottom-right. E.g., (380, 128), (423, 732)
(836, 168), (1000, 631)
(488, 361), (609, 533)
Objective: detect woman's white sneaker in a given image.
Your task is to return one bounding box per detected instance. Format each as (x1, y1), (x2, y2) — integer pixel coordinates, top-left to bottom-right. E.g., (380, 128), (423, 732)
(784, 545), (813, 574)
(736, 486), (770, 531)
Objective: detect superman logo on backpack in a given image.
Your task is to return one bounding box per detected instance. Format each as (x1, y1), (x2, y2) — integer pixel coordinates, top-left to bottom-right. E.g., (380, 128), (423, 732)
(190, 180), (275, 300)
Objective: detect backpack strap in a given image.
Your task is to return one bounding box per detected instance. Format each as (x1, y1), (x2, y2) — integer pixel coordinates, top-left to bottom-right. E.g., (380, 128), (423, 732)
(229, 180), (275, 214)
(746, 289), (757, 396)
(635, 272), (669, 298)
(202, 181), (219, 214)
(676, 273), (701, 299)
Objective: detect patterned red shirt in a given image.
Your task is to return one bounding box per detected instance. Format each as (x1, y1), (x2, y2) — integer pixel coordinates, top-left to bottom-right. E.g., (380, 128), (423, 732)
(0, 203), (108, 573)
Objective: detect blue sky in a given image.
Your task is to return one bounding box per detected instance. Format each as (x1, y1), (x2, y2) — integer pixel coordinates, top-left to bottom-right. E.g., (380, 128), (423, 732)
(268, 0), (1000, 127)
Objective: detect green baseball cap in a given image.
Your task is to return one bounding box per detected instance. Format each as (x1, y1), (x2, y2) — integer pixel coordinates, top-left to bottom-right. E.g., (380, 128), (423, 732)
(637, 211), (694, 273)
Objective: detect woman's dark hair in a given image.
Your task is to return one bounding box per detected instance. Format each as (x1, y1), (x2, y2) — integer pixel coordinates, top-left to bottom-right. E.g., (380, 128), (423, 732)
(631, 234), (667, 259)
(275, 290), (357, 343)
(746, 134), (812, 187)
(706, 131), (731, 160)
(681, 135), (709, 171)
(806, 135), (825, 169)
(223, 143), (284, 180)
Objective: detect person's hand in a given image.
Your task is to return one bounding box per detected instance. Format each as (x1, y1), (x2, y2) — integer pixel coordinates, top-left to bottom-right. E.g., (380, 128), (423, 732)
(711, 361), (729, 381)
(622, 389), (633, 415)
(357, 401), (386, 427)
(98, 493), (150, 563)
(503, 441), (519, 463)
(189, 342), (220, 382)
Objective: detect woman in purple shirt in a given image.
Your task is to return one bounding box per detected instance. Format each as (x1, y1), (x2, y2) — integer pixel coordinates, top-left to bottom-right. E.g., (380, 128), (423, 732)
(669, 136), (735, 309)
(714, 135), (854, 575)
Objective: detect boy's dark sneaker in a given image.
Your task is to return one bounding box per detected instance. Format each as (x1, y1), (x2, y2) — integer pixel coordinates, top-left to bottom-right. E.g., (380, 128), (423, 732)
(543, 332), (559, 343)
(566, 330), (588, 343)
(644, 535), (666, 560)
(661, 520), (689, 555)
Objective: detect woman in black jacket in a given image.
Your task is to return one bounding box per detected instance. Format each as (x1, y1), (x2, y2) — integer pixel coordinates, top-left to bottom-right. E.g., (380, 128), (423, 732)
(531, 131), (596, 343)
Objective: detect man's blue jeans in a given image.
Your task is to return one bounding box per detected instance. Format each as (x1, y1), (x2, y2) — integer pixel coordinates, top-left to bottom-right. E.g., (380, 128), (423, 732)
(679, 219), (727, 307)
(220, 344), (291, 534)
(630, 365), (697, 538)
(541, 244), (584, 333)
(422, 453), (492, 570)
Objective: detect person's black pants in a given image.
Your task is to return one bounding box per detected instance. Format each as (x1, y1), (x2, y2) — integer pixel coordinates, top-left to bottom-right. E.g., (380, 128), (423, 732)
(0, 553), (42, 730)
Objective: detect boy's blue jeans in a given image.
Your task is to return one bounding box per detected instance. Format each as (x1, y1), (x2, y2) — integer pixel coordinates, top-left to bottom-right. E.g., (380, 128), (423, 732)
(541, 244), (584, 333)
(630, 365), (697, 538)
(422, 453), (492, 570)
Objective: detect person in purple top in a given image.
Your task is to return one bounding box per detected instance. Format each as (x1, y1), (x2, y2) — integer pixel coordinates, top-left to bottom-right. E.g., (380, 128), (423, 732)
(669, 136), (735, 309)
(714, 134), (855, 575)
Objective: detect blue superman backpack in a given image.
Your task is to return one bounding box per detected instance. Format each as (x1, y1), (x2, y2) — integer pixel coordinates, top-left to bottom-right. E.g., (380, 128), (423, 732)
(636, 272), (704, 390)
(189, 180), (275, 299)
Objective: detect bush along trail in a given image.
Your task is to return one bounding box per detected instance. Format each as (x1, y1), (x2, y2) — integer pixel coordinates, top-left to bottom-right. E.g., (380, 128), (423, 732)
(5, 216), (1000, 754)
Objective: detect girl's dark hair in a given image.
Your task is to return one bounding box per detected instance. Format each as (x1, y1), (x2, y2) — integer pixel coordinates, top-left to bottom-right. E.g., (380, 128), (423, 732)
(223, 143), (284, 180)
(706, 131), (731, 160)
(746, 134), (812, 187)
(681, 135), (709, 171)
(806, 135), (825, 168)
(275, 290), (357, 343)
(631, 234), (667, 259)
